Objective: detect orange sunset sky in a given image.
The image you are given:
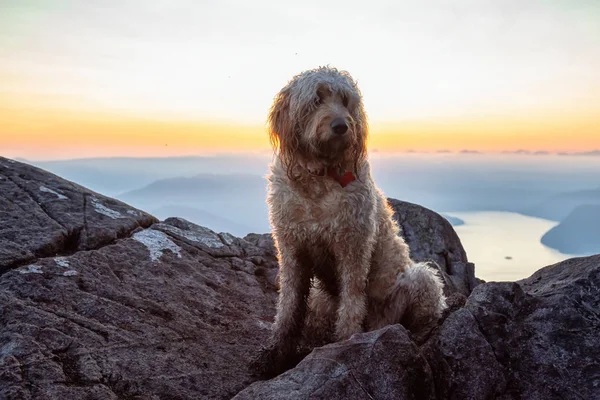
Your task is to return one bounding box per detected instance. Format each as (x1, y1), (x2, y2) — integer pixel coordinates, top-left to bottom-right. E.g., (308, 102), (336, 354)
(1, 0), (599, 160)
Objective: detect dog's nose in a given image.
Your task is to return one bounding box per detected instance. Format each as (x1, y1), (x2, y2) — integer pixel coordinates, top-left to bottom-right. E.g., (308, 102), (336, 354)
(331, 118), (348, 135)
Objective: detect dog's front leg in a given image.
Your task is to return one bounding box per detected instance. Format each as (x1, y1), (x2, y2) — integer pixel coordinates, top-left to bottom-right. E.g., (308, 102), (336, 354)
(272, 249), (311, 348)
(333, 242), (372, 341)
(254, 246), (311, 377)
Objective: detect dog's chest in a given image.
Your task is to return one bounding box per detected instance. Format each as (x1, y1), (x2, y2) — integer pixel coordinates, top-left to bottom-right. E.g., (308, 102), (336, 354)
(284, 185), (372, 234)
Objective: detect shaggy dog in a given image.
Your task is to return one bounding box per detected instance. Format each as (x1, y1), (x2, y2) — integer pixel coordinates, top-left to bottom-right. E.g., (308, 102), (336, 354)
(257, 66), (446, 377)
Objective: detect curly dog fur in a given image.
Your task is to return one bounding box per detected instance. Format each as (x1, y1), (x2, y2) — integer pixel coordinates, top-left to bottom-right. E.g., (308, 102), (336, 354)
(257, 66), (446, 377)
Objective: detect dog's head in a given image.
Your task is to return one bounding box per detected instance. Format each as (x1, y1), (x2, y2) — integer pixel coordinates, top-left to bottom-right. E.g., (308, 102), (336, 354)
(268, 66), (368, 176)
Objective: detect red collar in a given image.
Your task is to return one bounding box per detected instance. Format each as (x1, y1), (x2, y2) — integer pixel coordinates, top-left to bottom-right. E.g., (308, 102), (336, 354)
(309, 167), (357, 188)
(328, 168), (356, 188)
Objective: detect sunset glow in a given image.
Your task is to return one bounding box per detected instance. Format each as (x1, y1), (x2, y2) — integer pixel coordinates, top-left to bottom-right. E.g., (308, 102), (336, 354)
(1, 0), (599, 160)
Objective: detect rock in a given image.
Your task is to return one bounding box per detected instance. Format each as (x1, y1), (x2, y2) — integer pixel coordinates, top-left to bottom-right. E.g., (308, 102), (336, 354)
(388, 198), (481, 296)
(0, 157), (157, 275)
(0, 158), (280, 399)
(243, 233), (276, 256)
(425, 254), (600, 400)
(421, 308), (506, 399)
(236, 255), (600, 400)
(234, 325), (436, 400)
(0, 220), (280, 399)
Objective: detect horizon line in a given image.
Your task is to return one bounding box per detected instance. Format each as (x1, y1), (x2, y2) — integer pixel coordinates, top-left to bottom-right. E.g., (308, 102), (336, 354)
(4, 149), (600, 163)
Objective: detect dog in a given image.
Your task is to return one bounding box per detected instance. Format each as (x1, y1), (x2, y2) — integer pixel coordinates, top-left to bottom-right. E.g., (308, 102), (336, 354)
(257, 66), (446, 377)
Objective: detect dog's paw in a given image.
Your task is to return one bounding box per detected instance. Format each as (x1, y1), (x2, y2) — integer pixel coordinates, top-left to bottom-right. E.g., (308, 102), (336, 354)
(249, 343), (304, 380)
(249, 344), (279, 379)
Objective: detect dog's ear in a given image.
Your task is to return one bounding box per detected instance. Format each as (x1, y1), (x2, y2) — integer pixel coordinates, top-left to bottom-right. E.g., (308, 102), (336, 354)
(268, 87), (291, 148)
(350, 99), (369, 173)
(268, 87), (299, 170)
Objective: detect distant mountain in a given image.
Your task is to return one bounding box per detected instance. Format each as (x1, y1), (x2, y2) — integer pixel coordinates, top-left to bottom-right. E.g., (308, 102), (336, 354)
(118, 173), (270, 234)
(25, 154), (600, 230)
(33, 155), (270, 196)
(151, 205), (253, 237)
(119, 173), (267, 204)
(541, 205), (600, 255)
(441, 214), (465, 226)
(523, 187), (600, 221)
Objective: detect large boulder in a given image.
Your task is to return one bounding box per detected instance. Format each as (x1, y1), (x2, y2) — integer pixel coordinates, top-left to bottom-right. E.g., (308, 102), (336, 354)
(422, 254), (600, 400)
(234, 325), (436, 400)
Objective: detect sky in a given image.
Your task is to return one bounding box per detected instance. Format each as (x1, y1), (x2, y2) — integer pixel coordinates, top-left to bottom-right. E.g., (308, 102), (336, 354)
(1, 0), (599, 160)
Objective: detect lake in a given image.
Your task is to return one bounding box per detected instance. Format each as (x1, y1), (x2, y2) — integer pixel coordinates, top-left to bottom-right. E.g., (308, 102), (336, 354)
(445, 211), (576, 282)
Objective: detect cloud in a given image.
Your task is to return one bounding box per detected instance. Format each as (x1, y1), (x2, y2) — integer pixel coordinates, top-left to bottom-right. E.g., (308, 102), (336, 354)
(558, 150), (600, 156)
(1, 0), (600, 124)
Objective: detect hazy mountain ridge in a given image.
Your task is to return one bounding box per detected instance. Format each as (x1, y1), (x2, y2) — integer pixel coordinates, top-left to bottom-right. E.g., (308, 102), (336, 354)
(150, 204), (253, 237)
(119, 173), (267, 202)
(118, 173), (270, 233)
(32, 155), (271, 196)
(541, 204), (600, 255)
(524, 187), (600, 221)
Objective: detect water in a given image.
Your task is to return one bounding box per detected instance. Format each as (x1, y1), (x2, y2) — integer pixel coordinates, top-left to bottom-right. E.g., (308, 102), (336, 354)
(445, 211), (576, 282)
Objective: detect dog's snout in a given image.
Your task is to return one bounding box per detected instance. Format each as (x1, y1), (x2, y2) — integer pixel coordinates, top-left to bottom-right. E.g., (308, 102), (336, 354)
(331, 118), (348, 135)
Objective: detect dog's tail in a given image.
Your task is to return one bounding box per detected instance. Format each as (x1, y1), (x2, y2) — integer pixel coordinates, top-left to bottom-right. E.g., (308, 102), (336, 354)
(392, 262), (447, 340)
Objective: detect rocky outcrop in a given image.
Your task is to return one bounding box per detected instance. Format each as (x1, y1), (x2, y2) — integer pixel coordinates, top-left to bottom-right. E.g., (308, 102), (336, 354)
(238, 255), (600, 399)
(0, 217), (280, 399)
(0, 157), (156, 274)
(2, 157), (598, 400)
(234, 325), (436, 400)
(0, 158), (280, 399)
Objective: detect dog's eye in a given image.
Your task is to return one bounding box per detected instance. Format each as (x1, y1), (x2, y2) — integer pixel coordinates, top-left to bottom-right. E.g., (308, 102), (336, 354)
(314, 96), (322, 107)
(342, 94), (349, 108)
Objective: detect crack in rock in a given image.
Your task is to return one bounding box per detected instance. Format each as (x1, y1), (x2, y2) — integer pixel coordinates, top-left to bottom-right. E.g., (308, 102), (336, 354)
(4, 173), (68, 231)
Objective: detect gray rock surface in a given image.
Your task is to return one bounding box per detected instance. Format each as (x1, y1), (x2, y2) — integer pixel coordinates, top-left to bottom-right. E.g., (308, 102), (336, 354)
(0, 220), (280, 399)
(238, 255), (600, 400)
(0, 158), (279, 399)
(234, 325), (436, 400)
(0, 157), (156, 274)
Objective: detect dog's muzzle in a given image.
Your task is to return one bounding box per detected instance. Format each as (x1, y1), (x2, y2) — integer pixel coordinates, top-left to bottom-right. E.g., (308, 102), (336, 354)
(331, 118), (349, 135)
